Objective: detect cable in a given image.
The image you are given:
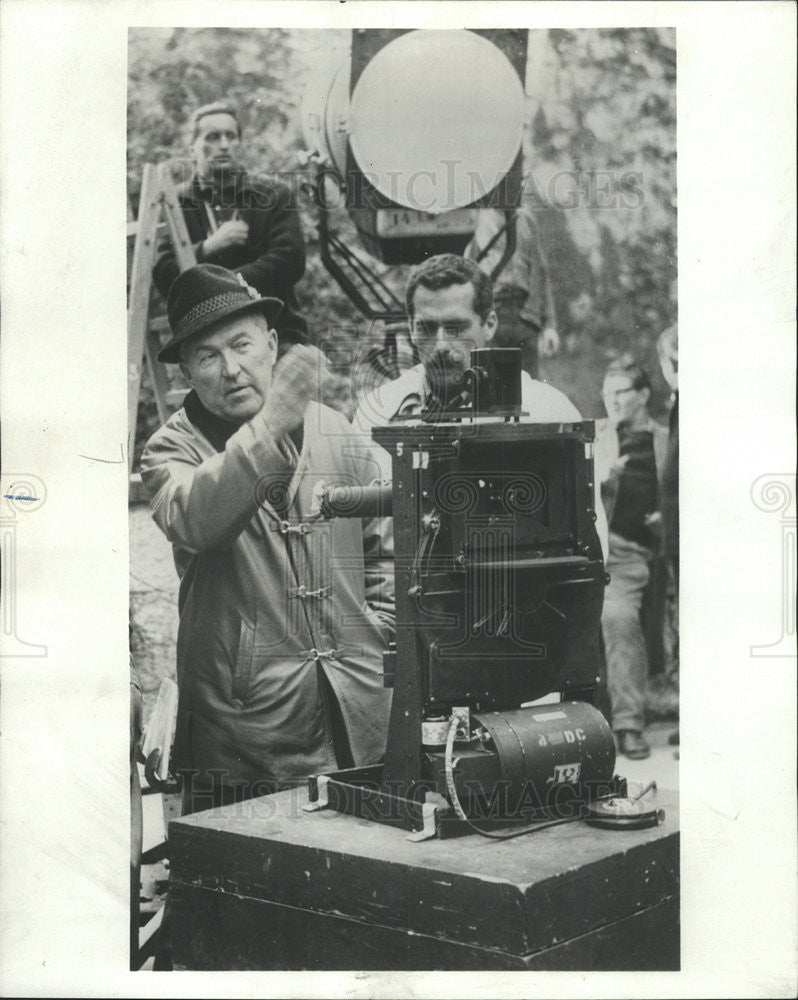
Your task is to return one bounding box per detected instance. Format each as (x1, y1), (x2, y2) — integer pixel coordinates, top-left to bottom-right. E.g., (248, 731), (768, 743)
(629, 779), (657, 801)
(443, 715), (468, 821)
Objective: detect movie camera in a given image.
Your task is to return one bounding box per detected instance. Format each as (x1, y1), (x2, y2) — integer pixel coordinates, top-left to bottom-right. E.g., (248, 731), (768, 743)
(305, 349), (643, 840)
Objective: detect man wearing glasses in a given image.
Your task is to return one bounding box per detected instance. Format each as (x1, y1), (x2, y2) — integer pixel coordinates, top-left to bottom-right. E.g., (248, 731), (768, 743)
(594, 357), (669, 760)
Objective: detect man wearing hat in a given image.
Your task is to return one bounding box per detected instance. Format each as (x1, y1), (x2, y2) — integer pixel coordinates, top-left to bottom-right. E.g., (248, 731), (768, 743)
(152, 101), (307, 344)
(140, 264), (393, 813)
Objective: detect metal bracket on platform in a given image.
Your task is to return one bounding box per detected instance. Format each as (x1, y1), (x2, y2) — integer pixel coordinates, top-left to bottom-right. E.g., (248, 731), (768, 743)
(303, 775), (330, 812)
(406, 792), (451, 843)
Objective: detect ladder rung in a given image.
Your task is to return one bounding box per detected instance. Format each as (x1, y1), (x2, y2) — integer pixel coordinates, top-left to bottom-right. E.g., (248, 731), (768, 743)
(128, 220), (169, 240)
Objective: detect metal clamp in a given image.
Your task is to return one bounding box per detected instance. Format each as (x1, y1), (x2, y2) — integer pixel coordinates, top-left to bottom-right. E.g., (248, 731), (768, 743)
(421, 513), (440, 533)
(290, 585), (331, 600)
(303, 775), (330, 813)
(406, 792), (451, 842)
(272, 520), (313, 535)
(300, 647), (343, 663)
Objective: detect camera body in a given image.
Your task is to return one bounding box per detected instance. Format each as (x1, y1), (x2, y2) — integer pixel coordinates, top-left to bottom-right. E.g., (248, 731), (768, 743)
(307, 349), (618, 837)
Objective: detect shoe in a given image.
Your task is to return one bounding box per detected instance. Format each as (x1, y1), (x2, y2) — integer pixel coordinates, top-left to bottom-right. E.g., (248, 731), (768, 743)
(616, 730), (650, 760)
(668, 729), (680, 746)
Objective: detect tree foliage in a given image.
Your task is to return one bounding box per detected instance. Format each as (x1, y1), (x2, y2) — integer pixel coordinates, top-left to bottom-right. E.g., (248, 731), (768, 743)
(128, 27), (676, 424)
(128, 28), (302, 189)
(527, 28), (677, 414)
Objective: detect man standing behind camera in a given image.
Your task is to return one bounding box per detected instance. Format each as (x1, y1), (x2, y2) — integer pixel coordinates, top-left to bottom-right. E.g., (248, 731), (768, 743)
(353, 254), (577, 446)
(352, 253), (609, 569)
(153, 101), (307, 344)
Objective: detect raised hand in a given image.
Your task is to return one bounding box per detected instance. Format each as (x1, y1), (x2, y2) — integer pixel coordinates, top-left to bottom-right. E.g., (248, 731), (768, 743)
(262, 344), (330, 442)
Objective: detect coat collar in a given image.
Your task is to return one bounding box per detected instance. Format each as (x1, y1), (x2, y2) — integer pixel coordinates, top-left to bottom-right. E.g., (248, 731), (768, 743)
(183, 389), (303, 457)
(183, 389), (238, 452)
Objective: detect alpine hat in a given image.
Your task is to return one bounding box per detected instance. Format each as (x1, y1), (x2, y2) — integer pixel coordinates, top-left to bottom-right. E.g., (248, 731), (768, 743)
(158, 264), (283, 364)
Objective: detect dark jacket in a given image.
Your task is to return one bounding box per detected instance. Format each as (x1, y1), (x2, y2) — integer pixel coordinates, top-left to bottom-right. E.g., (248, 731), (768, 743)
(594, 416), (669, 537)
(152, 169), (308, 342)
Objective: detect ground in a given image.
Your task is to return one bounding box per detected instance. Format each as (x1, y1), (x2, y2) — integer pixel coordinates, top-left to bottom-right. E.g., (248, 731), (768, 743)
(130, 502), (179, 725)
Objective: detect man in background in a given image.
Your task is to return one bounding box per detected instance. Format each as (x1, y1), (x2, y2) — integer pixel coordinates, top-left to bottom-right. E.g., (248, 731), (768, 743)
(153, 101), (307, 345)
(657, 325), (679, 750)
(657, 325), (679, 588)
(595, 356), (668, 760)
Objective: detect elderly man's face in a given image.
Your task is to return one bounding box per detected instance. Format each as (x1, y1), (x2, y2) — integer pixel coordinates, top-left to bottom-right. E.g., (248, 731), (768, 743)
(180, 312), (277, 424)
(191, 112), (241, 180)
(410, 282), (498, 403)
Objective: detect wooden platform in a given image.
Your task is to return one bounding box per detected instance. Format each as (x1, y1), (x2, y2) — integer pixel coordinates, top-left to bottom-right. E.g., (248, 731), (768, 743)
(168, 785), (679, 971)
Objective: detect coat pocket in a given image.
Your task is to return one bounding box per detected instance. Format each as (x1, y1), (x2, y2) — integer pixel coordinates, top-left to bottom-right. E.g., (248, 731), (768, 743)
(231, 617), (255, 702)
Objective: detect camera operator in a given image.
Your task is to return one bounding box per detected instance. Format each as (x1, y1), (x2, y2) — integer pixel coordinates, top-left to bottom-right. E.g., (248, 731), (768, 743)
(352, 254), (608, 556)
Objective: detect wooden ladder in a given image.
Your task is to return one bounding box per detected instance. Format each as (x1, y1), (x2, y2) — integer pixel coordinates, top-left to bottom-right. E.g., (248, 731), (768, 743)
(127, 162), (197, 488)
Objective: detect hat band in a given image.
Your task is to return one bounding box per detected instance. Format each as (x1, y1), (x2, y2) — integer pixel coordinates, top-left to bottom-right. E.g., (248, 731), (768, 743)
(174, 290), (259, 337)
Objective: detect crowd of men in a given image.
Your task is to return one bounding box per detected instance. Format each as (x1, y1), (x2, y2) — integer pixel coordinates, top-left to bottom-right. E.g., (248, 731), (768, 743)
(130, 100), (679, 966)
